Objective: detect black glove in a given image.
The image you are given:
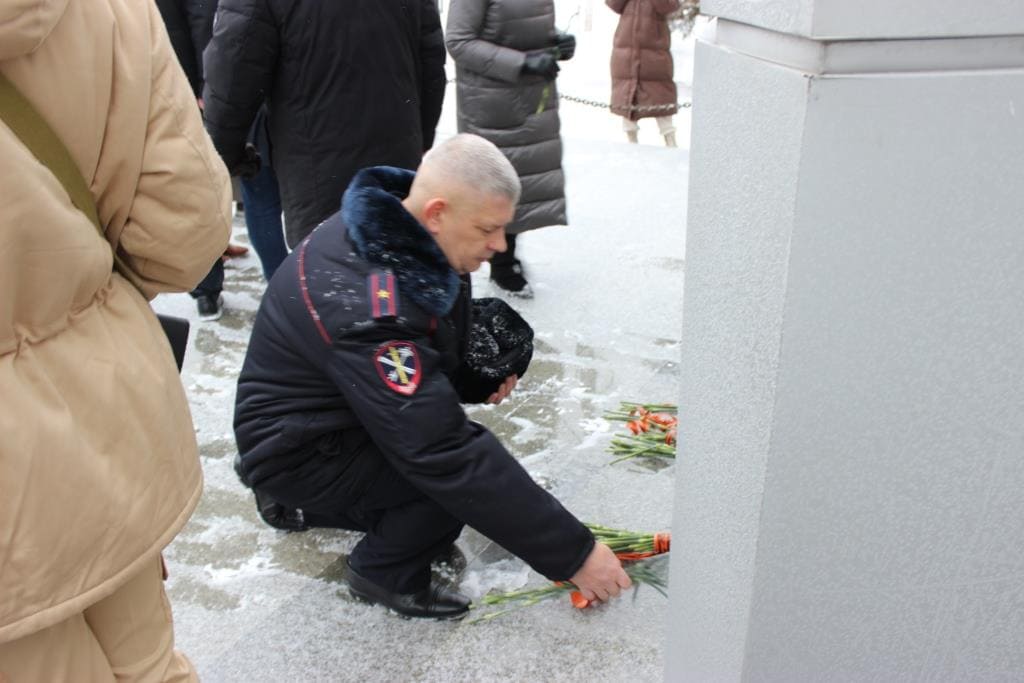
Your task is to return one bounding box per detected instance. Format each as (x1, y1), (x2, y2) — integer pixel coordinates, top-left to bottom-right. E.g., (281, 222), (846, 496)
(521, 51), (559, 80)
(230, 141), (261, 178)
(555, 32), (576, 61)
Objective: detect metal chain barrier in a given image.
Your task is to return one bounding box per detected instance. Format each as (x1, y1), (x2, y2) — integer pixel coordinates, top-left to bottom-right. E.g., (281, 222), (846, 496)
(445, 78), (691, 113)
(558, 93), (691, 113)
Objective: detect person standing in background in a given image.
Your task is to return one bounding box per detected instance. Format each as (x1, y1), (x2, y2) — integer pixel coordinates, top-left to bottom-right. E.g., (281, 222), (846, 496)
(156, 0), (248, 321)
(238, 106), (289, 282)
(0, 0), (231, 677)
(607, 0), (681, 147)
(155, 0), (216, 102)
(202, 0), (447, 250)
(158, 0), (289, 287)
(446, 0), (576, 299)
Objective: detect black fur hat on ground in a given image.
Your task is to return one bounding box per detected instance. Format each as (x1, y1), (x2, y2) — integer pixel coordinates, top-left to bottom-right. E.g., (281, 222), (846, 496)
(460, 297), (534, 403)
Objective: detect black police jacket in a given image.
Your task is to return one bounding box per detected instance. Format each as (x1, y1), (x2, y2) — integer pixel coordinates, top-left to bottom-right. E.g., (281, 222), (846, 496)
(234, 167), (594, 582)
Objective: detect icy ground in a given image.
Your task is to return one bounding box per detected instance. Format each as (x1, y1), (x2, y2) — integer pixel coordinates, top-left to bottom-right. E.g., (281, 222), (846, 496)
(152, 6), (698, 681)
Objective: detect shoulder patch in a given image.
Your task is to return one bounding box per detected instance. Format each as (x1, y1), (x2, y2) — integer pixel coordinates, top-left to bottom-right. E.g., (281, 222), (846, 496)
(367, 269), (399, 319)
(373, 341), (420, 395)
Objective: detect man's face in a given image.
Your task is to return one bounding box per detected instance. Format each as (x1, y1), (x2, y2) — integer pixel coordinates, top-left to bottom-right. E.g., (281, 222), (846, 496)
(433, 192), (516, 274)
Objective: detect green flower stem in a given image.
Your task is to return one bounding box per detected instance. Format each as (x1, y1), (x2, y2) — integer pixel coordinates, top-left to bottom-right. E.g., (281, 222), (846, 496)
(469, 557), (670, 624)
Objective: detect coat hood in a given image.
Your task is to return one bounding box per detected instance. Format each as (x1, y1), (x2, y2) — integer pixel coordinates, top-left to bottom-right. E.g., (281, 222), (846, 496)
(0, 0), (69, 60)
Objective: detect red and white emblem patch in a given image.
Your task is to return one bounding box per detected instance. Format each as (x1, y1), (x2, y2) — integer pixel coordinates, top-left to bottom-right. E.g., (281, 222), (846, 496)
(374, 341), (420, 395)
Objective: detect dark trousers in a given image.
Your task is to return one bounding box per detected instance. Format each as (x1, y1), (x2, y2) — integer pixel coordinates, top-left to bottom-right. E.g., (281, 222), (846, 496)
(255, 432), (464, 594)
(490, 232), (517, 267)
(190, 258), (223, 299)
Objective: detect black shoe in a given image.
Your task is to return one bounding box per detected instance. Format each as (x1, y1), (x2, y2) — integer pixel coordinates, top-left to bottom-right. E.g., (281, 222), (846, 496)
(253, 488), (308, 532)
(490, 261), (534, 299)
(346, 562), (471, 620)
(196, 294), (223, 321)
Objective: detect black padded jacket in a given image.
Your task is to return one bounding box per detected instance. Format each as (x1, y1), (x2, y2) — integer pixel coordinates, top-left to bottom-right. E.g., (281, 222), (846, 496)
(202, 0), (447, 247)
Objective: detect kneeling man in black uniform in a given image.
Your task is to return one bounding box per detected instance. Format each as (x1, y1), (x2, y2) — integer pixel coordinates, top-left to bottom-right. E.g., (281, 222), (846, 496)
(233, 134), (629, 619)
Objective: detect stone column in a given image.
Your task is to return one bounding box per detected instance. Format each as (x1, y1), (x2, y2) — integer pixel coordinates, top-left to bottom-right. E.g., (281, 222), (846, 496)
(667, 2), (1024, 679)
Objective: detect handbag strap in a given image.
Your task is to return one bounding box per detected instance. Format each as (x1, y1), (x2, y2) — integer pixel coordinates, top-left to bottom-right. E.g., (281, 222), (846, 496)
(0, 72), (139, 288)
(0, 72), (102, 230)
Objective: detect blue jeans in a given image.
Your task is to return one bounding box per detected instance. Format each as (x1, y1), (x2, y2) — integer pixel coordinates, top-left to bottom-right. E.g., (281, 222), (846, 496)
(240, 161), (288, 282)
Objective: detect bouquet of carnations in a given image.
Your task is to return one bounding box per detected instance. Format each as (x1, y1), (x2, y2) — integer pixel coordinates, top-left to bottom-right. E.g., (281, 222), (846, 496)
(586, 523), (671, 561)
(603, 402), (678, 464)
(467, 524), (671, 623)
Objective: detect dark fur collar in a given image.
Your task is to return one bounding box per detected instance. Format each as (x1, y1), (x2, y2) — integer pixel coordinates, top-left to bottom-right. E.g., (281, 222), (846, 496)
(343, 167), (460, 316)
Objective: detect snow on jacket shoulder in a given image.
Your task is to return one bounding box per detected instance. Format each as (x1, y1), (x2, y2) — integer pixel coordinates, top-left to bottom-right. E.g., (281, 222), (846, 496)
(0, 0), (231, 643)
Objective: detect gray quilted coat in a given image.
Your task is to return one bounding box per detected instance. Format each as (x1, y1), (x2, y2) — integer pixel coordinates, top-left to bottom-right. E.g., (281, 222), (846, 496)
(446, 0), (567, 233)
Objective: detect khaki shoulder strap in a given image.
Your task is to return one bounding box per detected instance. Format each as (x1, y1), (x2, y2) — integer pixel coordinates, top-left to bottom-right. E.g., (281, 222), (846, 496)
(0, 72), (102, 232)
(0, 72), (140, 287)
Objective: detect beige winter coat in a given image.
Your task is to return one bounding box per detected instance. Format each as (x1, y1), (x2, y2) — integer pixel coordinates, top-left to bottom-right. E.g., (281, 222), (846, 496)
(608, 0), (680, 120)
(0, 0), (231, 642)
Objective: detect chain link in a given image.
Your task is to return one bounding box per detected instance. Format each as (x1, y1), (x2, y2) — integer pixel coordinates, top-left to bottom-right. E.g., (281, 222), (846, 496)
(444, 78), (691, 113)
(559, 93), (691, 113)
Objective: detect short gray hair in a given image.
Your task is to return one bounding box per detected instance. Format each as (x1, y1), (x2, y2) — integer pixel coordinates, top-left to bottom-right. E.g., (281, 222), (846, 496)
(422, 134), (521, 204)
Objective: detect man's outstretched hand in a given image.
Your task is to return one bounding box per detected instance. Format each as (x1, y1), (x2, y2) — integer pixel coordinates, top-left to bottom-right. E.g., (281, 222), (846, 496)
(569, 542), (631, 602)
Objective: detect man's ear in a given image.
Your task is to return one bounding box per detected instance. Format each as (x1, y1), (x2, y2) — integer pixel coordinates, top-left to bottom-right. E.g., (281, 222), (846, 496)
(422, 197), (447, 235)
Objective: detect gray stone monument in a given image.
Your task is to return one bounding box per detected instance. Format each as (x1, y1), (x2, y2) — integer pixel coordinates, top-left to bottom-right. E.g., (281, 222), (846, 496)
(667, 2), (1024, 679)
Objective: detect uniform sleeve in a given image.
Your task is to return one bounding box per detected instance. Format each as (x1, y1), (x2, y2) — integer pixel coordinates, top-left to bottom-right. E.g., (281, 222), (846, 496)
(112, 0), (232, 298)
(325, 324), (594, 581)
(445, 0), (526, 84)
(418, 0), (447, 150)
(201, 0), (279, 171)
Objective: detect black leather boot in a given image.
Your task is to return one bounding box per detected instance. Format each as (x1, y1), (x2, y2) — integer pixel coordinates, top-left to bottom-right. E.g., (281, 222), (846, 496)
(253, 488), (309, 532)
(346, 561), (471, 620)
(489, 233), (533, 298)
(235, 455), (309, 532)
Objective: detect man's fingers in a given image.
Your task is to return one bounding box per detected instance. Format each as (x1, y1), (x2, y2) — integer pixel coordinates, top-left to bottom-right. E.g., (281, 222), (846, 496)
(486, 376), (518, 405)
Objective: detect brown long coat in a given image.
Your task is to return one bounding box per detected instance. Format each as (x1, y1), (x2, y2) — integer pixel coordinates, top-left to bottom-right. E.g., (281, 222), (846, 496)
(0, 0), (231, 642)
(607, 0), (680, 120)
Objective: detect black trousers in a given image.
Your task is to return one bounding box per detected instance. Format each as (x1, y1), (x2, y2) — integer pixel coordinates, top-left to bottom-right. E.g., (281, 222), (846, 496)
(254, 431), (464, 594)
(189, 258), (223, 299)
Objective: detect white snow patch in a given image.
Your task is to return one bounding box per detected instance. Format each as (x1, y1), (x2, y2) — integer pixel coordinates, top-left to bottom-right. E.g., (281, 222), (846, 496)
(507, 416), (542, 445)
(204, 554), (277, 583)
(459, 559), (531, 600)
(579, 417), (609, 433)
(190, 515), (256, 544)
